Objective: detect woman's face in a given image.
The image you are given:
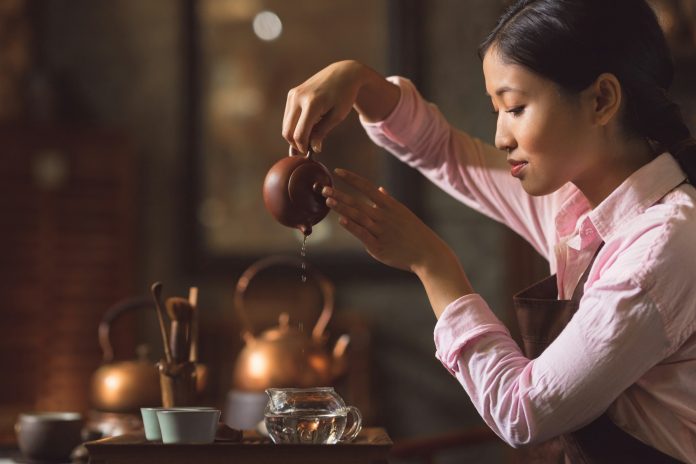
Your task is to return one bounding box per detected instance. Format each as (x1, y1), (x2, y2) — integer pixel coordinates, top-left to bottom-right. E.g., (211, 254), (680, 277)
(483, 47), (598, 196)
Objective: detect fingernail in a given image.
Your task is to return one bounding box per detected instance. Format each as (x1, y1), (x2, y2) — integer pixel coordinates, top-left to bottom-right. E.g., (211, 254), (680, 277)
(321, 186), (331, 196)
(326, 198), (337, 207)
(311, 140), (322, 153)
(334, 168), (345, 175)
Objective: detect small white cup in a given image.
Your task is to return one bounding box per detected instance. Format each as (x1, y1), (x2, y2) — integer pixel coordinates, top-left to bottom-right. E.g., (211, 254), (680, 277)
(140, 407), (166, 441)
(156, 409), (221, 444)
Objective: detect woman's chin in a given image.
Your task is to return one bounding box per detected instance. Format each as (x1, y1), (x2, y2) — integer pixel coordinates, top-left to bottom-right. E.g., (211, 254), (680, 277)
(520, 179), (558, 197)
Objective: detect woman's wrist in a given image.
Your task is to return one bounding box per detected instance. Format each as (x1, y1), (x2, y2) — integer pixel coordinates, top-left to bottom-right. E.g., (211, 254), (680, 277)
(352, 62), (400, 122)
(412, 243), (474, 319)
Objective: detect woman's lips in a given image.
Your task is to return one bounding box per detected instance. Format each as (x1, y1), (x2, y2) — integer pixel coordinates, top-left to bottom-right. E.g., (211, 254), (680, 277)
(509, 160), (528, 178)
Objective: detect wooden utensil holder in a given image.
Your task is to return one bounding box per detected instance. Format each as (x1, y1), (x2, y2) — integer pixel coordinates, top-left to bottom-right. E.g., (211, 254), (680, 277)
(158, 360), (197, 407)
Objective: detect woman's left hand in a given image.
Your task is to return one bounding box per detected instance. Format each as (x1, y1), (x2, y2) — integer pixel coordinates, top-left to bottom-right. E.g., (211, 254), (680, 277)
(322, 169), (450, 272)
(323, 168), (474, 317)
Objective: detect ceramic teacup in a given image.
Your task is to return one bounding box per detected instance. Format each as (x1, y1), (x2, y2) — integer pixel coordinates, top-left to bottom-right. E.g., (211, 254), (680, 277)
(140, 407), (166, 441)
(141, 407), (218, 442)
(15, 412), (84, 462)
(155, 408), (221, 444)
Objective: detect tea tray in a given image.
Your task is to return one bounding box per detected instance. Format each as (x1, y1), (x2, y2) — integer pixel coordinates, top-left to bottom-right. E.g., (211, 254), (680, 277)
(85, 427), (392, 464)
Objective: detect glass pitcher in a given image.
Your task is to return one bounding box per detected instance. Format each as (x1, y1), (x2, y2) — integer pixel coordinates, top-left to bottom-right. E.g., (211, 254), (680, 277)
(264, 387), (362, 444)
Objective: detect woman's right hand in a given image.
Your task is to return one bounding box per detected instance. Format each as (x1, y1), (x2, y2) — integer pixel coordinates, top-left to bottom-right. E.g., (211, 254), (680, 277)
(282, 60), (400, 155)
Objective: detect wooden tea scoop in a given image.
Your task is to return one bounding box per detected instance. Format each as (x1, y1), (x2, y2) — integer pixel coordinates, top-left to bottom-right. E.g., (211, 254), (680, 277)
(150, 282), (173, 363)
(188, 287), (199, 362)
(165, 297), (194, 363)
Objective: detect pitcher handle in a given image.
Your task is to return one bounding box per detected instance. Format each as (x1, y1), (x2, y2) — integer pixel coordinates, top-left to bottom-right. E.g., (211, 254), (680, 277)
(339, 406), (362, 443)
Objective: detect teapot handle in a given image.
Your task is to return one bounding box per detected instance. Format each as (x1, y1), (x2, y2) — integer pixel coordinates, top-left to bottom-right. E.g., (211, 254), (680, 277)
(98, 296), (154, 363)
(288, 146), (316, 159)
(233, 255), (334, 340)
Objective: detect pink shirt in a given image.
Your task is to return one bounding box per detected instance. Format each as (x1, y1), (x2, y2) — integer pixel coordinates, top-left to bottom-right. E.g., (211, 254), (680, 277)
(362, 77), (696, 462)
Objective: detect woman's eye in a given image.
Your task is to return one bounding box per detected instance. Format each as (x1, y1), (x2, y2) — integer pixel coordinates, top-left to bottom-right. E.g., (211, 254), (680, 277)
(506, 106), (525, 117)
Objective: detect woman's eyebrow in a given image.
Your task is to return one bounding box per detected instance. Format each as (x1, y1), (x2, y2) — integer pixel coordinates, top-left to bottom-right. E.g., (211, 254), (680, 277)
(485, 86), (527, 97)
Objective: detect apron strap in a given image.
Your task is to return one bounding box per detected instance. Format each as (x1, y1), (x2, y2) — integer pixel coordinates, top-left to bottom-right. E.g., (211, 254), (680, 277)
(570, 242), (605, 303)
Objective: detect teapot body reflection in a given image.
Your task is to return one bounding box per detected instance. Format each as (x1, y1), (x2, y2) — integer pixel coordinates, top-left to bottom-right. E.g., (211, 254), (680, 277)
(263, 149), (333, 235)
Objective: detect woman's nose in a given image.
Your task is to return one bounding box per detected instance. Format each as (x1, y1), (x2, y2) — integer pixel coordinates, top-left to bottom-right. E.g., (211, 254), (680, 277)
(495, 118), (515, 153)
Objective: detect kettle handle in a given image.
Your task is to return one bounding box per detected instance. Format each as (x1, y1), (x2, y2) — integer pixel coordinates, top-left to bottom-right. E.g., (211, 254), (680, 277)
(233, 255), (334, 340)
(99, 296), (154, 363)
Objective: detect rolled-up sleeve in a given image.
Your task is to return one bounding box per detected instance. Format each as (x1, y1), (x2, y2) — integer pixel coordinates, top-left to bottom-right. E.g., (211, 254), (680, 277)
(433, 275), (670, 447)
(434, 294), (510, 375)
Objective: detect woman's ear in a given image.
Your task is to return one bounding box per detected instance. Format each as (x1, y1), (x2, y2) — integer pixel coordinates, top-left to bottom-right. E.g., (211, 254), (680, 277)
(585, 73), (622, 126)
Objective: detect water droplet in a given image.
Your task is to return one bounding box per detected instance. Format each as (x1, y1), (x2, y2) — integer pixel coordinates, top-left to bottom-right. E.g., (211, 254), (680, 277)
(300, 235), (308, 283)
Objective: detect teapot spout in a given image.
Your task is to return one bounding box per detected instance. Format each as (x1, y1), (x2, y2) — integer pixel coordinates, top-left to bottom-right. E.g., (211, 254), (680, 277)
(264, 387), (279, 406)
(299, 224), (312, 236)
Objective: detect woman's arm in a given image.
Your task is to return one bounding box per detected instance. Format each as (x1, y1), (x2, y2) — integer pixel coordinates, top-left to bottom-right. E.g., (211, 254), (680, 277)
(362, 77), (569, 263)
(322, 168), (474, 318)
(282, 60), (400, 154)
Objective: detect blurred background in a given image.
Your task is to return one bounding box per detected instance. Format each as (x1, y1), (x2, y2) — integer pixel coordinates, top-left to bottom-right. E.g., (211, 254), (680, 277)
(1, 0), (694, 462)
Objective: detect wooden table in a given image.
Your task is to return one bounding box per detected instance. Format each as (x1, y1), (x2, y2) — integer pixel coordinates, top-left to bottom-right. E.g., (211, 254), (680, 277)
(85, 428), (392, 464)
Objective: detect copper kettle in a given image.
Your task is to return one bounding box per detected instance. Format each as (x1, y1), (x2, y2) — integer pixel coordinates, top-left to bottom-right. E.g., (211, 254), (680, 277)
(90, 297), (161, 413)
(262, 149), (333, 236)
(231, 256), (350, 391)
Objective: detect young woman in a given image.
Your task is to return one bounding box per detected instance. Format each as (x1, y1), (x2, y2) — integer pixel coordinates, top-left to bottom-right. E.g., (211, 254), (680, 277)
(281, 0), (696, 461)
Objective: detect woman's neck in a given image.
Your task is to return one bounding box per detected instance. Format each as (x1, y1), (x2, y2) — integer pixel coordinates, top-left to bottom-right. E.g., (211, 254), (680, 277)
(574, 137), (656, 208)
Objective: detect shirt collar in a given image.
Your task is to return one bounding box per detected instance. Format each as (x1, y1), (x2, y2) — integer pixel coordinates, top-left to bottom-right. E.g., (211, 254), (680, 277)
(555, 153), (687, 249)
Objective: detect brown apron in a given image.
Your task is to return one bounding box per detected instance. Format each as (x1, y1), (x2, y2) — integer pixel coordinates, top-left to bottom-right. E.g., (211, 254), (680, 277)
(513, 245), (681, 463)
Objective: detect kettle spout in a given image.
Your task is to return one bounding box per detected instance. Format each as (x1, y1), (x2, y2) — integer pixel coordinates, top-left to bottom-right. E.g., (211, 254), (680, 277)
(331, 334), (351, 378)
(332, 334), (350, 359)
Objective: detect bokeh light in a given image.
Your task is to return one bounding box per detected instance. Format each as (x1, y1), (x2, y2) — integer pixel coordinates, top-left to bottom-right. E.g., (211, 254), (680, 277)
(252, 10), (282, 41)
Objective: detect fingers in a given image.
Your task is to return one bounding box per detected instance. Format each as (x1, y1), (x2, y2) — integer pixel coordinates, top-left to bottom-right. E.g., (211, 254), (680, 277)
(294, 101), (324, 154)
(324, 189), (383, 237)
(282, 62), (359, 154)
(284, 87), (321, 154)
(283, 87), (332, 154)
(285, 99), (345, 154)
(282, 89), (303, 152)
(336, 214), (379, 249)
(333, 168), (392, 207)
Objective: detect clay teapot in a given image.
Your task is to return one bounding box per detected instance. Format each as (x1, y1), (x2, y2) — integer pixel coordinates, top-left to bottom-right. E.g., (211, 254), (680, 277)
(90, 297), (161, 413)
(231, 256), (350, 391)
(262, 149), (333, 235)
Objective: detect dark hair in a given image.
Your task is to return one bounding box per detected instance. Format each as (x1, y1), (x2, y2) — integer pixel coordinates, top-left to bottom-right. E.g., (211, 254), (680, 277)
(479, 0), (696, 182)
